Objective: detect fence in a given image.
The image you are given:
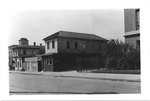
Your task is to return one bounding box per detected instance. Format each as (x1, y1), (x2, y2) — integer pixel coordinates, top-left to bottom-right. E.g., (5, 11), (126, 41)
(23, 61), (38, 72)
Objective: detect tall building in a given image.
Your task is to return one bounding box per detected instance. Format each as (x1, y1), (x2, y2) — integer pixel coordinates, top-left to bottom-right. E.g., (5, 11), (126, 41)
(124, 9), (140, 48)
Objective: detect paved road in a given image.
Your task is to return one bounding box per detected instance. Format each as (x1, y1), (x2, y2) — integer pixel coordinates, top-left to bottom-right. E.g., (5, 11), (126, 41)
(9, 73), (141, 94)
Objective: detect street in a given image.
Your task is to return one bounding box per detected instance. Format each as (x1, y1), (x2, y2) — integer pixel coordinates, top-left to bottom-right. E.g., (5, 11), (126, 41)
(9, 73), (141, 94)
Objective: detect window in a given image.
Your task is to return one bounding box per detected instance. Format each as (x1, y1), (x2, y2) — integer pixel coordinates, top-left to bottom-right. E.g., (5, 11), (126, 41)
(74, 42), (78, 49)
(67, 41), (70, 48)
(90, 42), (93, 49)
(52, 41), (55, 48)
(49, 58), (52, 65)
(16, 51), (18, 56)
(13, 51), (14, 56)
(47, 42), (50, 49)
(82, 43), (85, 49)
(136, 40), (140, 49)
(95, 43), (98, 49)
(31, 50), (34, 56)
(48, 57), (52, 65)
(136, 9), (140, 30)
(19, 59), (21, 67)
(14, 50), (17, 56)
(23, 50), (26, 55)
(17, 61), (19, 68)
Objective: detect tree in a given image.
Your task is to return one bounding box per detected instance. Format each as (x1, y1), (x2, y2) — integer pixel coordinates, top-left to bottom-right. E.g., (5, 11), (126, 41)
(101, 39), (140, 70)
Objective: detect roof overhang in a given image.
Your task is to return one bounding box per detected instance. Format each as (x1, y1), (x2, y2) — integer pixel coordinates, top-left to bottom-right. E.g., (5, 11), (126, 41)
(124, 30), (140, 37)
(43, 31), (108, 42)
(12, 46), (41, 49)
(41, 53), (54, 56)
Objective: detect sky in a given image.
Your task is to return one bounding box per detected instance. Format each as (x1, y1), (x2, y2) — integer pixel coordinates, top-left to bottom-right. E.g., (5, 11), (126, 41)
(7, 9), (124, 46)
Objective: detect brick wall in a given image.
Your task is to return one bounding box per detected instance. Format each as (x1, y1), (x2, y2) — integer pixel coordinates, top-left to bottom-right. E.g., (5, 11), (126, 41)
(124, 9), (137, 32)
(57, 38), (104, 54)
(125, 35), (140, 48)
(124, 9), (140, 48)
(18, 49), (39, 56)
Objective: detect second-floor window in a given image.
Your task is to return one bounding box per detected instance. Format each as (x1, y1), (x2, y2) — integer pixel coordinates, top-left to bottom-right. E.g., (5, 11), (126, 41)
(74, 42), (78, 49)
(52, 41), (55, 49)
(136, 9), (140, 30)
(95, 43), (98, 49)
(14, 50), (17, 56)
(23, 50), (26, 55)
(90, 42), (93, 49)
(47, 42), (50, 49)
(82, 43), (86, 49)
(67, 41), (70, 48)
(32, 50), (34, 55)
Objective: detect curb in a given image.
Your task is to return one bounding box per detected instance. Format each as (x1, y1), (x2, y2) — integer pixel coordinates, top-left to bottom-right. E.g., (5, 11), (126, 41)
(9, 71), (141, 83)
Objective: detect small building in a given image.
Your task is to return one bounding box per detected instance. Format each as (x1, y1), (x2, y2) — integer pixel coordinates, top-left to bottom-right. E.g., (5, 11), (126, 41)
(23, 55), (42, 72)
(9, 38), (45, 70)
(42, 31), (108, 72)
(124, 9), (140, 48)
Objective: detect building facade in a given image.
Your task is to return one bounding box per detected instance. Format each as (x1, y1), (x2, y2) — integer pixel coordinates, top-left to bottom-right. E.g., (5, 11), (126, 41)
(9, 38), (45, 70)
(124, 9), (140, 48)
(42, 31), (108, 72)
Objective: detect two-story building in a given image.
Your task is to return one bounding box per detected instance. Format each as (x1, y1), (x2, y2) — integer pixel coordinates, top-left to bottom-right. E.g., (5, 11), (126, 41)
(42, 31), (108, 72)
(124, 9), (140, 48)
(9, 38), (45, 70)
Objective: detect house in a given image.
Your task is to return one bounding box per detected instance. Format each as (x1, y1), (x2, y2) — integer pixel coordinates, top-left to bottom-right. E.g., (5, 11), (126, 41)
(9, 38), (45, 70)
(124, 9), (140, 48)
(42, 31), (108, 72)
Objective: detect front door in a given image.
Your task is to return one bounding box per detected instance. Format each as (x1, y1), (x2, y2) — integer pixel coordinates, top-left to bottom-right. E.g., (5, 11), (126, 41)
(44, 57), (53, 71)
(38, 61), (42, 72)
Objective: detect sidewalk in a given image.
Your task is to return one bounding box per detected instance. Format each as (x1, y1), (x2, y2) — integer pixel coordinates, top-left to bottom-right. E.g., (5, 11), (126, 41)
(9, 71), (141, 82)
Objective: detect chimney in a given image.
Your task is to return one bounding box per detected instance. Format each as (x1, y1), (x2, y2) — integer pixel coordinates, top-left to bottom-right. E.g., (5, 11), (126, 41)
(40, 43), (42, 46)
(34, 42), (36, 46)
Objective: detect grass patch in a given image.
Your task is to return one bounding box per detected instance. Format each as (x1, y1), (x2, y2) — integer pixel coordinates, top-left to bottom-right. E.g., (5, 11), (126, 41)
(90, 70), (140, 74)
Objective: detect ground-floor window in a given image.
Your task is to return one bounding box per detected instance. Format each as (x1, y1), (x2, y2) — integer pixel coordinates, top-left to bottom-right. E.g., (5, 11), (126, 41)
(136, 40), (140, 49)
(47, 57), (53, 65)
(19, 59), (21, 67)
(17, 61), (19, 68)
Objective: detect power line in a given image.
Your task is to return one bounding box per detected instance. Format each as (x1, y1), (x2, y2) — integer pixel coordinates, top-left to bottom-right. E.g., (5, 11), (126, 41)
(8, 11), (74, 45)
(21, 12), (71, 31)
(8, 16), (44, 41)
(7, 18), (43, 43)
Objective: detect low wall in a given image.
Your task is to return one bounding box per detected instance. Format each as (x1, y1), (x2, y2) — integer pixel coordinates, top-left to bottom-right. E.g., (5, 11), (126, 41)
(23, 62), (38, 72)
(91, 70), (140, 74)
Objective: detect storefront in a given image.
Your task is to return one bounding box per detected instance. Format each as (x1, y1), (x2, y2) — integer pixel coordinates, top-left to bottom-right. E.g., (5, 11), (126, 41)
(41, 53), (103, 72)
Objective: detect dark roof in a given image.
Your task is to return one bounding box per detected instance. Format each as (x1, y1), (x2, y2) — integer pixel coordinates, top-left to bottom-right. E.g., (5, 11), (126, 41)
(9, 45), (45, 49)
(41, 53), (53, 56)
(9, 45), (18, 48)
(13, 55), (36, 58)
(19, 38), (28, 41)
(43, 31), (108, 41)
